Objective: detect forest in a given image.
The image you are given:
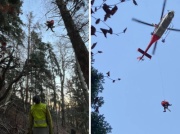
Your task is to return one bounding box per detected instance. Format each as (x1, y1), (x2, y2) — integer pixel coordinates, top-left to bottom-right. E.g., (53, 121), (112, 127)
(0, 0), (89, 134)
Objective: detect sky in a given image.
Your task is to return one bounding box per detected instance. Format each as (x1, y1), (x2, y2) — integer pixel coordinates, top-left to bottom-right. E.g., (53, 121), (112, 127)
(92, 0), (180, 134)
(20, 0), (63, 44)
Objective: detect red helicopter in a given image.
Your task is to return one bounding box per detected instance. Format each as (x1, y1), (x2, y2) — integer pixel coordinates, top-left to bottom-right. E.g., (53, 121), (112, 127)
(132, 0), (180, 60)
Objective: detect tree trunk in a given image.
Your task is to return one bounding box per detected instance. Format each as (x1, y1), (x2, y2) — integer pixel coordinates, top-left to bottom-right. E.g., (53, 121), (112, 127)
(25, 12), (33, 105)
(55, 0), (89, 88)
(60, 69), (65, 127)
(0, 70), (24, 102)
(76, 57), (89, 106)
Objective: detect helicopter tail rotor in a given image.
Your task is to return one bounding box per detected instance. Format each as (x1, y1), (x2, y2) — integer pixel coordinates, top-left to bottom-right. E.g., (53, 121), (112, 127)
(138, 48), (152, 59)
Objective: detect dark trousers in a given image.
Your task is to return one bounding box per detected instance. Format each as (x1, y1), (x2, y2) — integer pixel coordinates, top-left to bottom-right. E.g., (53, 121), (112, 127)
(33, 127), (48, 134)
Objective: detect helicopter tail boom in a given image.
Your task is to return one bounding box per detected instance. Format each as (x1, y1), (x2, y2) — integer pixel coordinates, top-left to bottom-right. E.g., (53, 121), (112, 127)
(138, 48), (152, 59)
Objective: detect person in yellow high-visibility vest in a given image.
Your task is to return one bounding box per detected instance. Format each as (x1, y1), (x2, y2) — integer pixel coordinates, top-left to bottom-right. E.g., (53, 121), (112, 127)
(28, 95), (53, 134)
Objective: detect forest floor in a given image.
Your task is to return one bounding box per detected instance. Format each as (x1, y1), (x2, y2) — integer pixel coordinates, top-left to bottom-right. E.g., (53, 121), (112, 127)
(0, 96), (81, 134)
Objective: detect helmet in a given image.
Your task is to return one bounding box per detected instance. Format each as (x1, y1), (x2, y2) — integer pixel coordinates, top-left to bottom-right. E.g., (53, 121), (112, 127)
(33, 95), (41, 104)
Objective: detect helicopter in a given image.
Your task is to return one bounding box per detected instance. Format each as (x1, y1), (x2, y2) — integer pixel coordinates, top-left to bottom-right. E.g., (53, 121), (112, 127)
(132, 0), (180, 60)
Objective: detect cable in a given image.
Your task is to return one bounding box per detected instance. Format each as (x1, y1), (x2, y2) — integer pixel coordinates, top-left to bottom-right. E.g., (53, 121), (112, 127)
(156, 58), (166, 100)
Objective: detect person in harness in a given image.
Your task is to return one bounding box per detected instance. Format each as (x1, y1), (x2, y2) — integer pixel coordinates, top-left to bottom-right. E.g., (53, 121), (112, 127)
(161, 100), (172, 112)
(28, 95), (53, 134)
(46, 20), (55, 32)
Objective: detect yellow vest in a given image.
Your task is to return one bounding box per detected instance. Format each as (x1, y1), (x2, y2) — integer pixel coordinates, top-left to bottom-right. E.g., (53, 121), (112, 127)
(31, 103), (48, 127)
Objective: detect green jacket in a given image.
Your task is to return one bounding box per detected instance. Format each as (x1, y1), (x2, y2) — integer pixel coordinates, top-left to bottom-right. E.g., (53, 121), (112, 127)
(29, 103), (53, 134)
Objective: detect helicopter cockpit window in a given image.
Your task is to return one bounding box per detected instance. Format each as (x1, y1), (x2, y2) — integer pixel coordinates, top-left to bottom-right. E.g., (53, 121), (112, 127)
(168, 11), (174, 18)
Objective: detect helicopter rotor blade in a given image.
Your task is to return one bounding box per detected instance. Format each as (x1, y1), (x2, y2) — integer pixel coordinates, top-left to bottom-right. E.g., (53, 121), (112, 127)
(160, 0), (167, 20)
(167, 28), (180, 32)
(152, 41), (158, 55)
(132, 18), (154, 27)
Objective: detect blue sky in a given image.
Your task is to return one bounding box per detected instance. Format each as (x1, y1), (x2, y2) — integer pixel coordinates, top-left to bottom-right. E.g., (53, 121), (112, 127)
(92, 0), (180, 133)
(21, 0), (62, 44)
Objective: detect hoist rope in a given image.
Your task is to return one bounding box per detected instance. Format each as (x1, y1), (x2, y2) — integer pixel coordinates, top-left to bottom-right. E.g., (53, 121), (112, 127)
(156, 57), (166, 99)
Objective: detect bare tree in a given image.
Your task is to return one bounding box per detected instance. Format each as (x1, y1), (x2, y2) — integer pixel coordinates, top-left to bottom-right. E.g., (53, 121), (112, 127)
(57, 42), (75, 127)
(55, 0), (89, 87)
